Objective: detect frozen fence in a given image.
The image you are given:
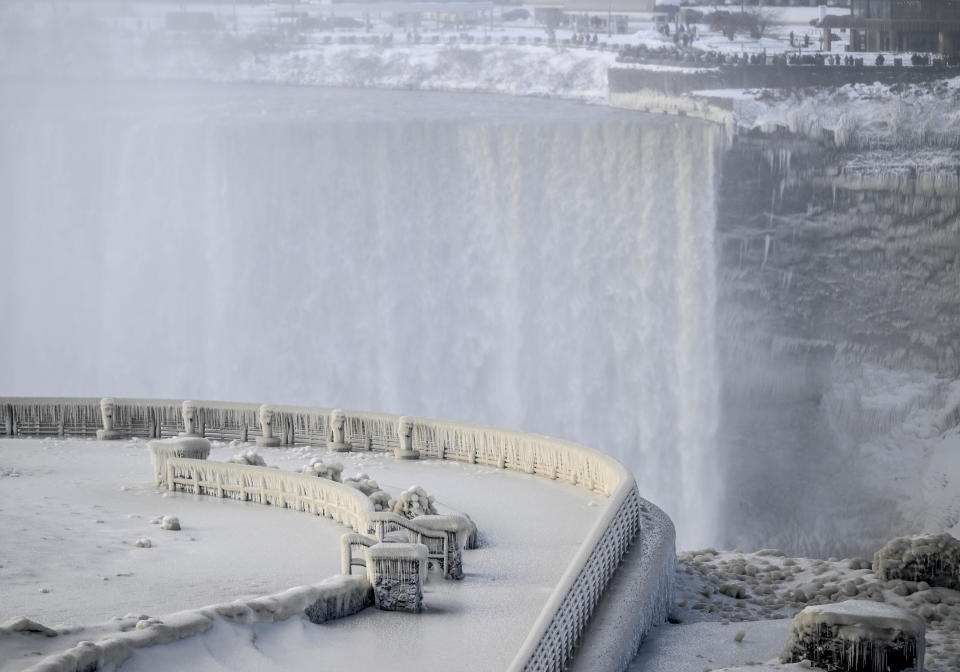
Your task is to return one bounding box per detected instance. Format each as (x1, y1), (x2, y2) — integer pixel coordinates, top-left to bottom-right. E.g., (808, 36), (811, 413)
(166, 457), (375, 532)
(1, 396), (665, 672)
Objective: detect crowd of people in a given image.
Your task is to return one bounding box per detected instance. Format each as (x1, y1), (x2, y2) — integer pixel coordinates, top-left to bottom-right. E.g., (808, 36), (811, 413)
(617, 43), (957, 68)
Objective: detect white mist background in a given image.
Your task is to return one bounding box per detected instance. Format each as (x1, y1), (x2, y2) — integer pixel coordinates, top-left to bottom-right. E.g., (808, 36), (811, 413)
(0, 83), (720, 549)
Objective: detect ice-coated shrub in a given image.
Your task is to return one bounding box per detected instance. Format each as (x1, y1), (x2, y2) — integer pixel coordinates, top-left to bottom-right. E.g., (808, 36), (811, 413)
(302, 458), (343, 482)
(229, 448), (267, 467)
(873, 533), (960, 589)
(344, 473), (391, 511)
(368, 490), (390, 512)
(160, 516), (180, 531)
(343, 473), (379, 495)
(390, 486), (437, 519)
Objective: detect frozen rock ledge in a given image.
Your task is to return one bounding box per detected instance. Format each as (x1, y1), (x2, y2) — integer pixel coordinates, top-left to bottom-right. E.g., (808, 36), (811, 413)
(780, 599), (926, 672)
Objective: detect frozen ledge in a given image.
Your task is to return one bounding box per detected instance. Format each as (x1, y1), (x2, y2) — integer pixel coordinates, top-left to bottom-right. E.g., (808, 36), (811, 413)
(569, 497), (676, 672)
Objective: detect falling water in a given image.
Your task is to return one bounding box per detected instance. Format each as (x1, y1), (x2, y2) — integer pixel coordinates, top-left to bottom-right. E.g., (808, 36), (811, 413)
(0, 81), (722, 548)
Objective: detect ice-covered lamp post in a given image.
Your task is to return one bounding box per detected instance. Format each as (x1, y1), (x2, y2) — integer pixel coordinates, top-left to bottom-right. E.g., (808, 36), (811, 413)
(328, 409), (350, 452)
(256, 404), (281, 447)
(179, 400), (201, 438)
(96, 397), (122, 440)
(394, 416), (420, 460)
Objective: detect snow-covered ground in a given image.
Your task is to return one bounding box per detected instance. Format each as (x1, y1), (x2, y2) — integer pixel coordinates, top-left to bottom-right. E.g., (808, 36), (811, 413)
(0, 438), (605, 671)
(634, 547), (960, 672)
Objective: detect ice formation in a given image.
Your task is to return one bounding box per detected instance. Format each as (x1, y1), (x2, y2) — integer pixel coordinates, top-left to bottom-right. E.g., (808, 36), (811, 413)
(328, 409), (350, 452)
(780, 600), (926, 672)
(255, 404), (281, 448)
(179, 401), (200, 438)
(96, 398), (122, 440)
(394, 415), (419, 460)
(390, 486), (438, 519)
(873, 534), (960, 589)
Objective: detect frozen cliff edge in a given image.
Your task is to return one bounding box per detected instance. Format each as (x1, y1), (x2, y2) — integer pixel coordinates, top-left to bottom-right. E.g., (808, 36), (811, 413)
(2, 14), (959, 146)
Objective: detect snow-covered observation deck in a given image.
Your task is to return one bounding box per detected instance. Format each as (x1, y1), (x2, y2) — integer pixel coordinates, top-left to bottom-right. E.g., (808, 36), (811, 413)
(0, 397), (676, 672)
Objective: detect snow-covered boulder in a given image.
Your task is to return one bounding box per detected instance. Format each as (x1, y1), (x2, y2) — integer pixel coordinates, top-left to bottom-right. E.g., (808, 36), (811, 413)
(160, 516), (181, 531)
(390, 486), (437, 519)
(780, 600), (925, 672)
(873, 534), (960, 590)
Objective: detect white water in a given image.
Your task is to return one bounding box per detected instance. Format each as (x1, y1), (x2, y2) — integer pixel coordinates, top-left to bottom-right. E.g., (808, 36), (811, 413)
(0, 82), (721, 548)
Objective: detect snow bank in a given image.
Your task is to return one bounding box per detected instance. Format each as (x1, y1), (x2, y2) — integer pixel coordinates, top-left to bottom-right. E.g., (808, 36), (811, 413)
(20, 575), (372, 672)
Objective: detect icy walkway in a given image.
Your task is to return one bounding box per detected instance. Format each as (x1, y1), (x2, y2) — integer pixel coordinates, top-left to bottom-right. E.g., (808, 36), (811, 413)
(0, 438), (605, 672)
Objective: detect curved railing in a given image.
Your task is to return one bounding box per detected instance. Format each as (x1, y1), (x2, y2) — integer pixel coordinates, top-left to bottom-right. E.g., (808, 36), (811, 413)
(1, 396), (662, 672)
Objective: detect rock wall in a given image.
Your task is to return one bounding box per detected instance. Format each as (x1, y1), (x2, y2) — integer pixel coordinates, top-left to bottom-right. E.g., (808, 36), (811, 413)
(715, 136), (960, 557)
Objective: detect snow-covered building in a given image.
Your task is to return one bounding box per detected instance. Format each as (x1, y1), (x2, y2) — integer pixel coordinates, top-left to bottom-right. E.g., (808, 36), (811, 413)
(821, 0), (960, 54)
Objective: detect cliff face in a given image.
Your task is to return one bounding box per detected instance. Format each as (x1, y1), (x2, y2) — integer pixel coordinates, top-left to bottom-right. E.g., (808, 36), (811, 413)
(715, 137), (960, 557)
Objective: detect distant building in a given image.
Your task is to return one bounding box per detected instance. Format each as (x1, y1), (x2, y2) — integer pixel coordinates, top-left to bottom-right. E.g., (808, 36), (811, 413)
(820, 0), (960, 54)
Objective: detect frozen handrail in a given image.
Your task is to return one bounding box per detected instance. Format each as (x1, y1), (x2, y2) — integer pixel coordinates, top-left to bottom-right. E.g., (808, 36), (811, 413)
(166, 457), (375, 532)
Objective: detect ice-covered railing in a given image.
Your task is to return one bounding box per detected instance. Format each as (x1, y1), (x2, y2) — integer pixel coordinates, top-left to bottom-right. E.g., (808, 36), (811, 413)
(165, 458), (375, 532)
(1, 396), (656, 672)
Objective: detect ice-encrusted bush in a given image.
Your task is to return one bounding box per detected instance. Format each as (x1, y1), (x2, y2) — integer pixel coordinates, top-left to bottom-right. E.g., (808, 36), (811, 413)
(368, 490), (390, 512)
(343, 473), (390, 511)
(343, 473), (379, 495)
(873, 533), (960, 589)
(390, 486), (437, 519)
(301, 458), (343, 482)
(229, 448), (267, 467)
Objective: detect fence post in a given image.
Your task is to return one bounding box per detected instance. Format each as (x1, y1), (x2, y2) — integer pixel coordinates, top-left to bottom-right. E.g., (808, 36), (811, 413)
(167, 462), (175, 491)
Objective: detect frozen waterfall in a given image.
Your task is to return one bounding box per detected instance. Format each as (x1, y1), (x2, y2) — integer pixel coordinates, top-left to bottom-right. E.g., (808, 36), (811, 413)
(0, 82), (722, 548)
